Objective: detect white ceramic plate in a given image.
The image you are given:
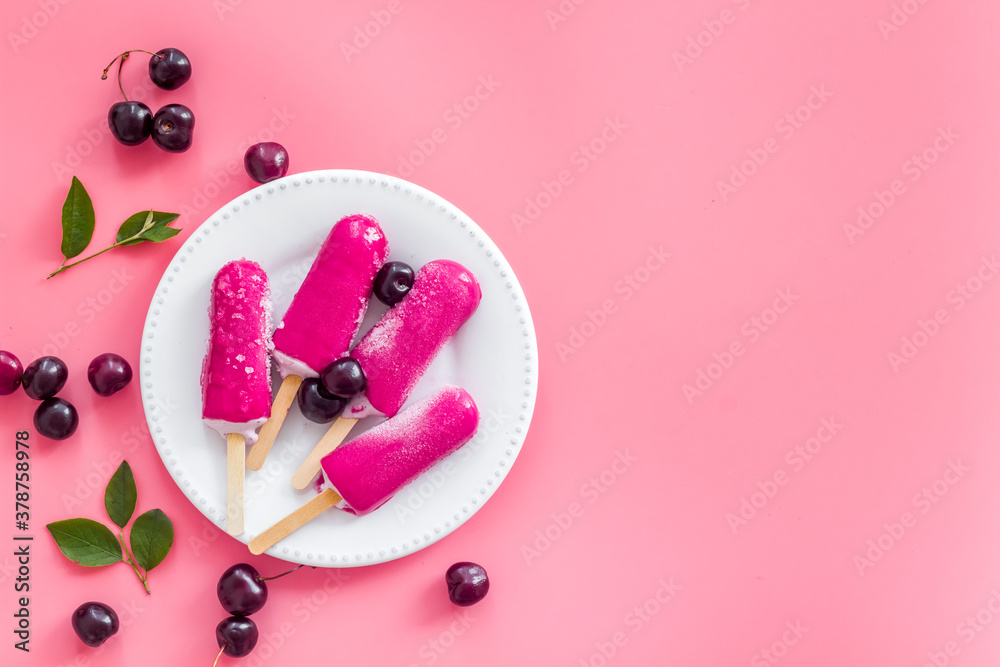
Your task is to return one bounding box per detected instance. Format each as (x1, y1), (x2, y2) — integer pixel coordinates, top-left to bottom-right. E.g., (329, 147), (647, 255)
(139, 169), (537, 567)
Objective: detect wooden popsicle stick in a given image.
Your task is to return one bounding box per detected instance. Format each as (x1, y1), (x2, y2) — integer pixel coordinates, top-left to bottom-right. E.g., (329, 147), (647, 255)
(290, 416), (359, 490)
(249, 488), (341, 555)
(247, 374), (304, 471)
(227, 433), (246, 536)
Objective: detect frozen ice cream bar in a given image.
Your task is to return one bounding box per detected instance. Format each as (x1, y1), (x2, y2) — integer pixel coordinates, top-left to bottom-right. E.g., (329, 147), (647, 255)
(247, 214), (388, 471)
(347, 260), (481, 419)
(248, 386), (479, 555)
(322, 386), (479, 515)
(288, 259), (481, 490)
(200, 259), (272, 536)
(271, 214), (388, 378)
(201, 259), (273, 446)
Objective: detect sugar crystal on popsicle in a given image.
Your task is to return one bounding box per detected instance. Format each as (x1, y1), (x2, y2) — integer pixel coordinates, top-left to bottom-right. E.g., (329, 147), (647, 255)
(347, 259), (481, 419)
(200, 259), (272, 535)
(248, 386), (478, 554)
(246, 214), (388, 470)
(272, 213), (388, 378)
(323, 385), (479, 515)
(289, 259), (481, 489)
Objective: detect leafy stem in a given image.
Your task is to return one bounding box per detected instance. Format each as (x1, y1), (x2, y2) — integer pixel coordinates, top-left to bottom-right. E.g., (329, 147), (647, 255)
(48, 243), (120, 278)
(46, 461), (173, 595)
(48, 181), (181, 280)
(48, 210), (154, 278)
(118, 529), (150, 595)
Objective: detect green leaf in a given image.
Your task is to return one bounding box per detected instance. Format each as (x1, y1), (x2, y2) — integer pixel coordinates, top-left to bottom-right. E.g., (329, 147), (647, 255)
(46, 519), (122, 567)
(141, 226), (181, 243)
(116, 210), (180, 245)
(129, 509), (173, 572)
(60, 176), (95, 260)
(104, 461), (137, 529)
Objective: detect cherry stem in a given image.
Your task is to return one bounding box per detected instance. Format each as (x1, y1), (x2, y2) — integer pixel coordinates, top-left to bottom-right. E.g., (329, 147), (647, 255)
(213, 644), (226, 667)
(102, 49), (158, 75)
(47, 242), (120, 279)
(116, 55), (127, 101)
(100, 49), (161, 101)
(47, 212), (160, 279)
(117, 529), (151, 595)
(257, 564), (313, 582)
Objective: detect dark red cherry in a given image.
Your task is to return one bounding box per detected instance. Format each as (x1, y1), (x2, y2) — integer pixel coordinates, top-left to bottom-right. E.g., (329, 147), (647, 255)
(71, 602), (119, 647)
(373, 262), (414, 306)
(21, 356), (68, 400)
(319, 358), (366, 398)
(148, 48), (191, 90)
(217, 564), (268, 616)
(216, 616), (258, 657)
(0, 350), (23, 395)
(446, 562), (490, 606)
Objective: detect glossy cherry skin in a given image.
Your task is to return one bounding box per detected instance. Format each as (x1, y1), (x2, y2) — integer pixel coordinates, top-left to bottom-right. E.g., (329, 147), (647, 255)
(34, 398), (79, 440)
(297, 378), (347, 423)
(152, 104), (195, 153)
(217, 564), (268, 616)
(445, 562), (490, 606)
(373, 261), (414, 306)
(148, 48), (192, 90)
(87, 353), (133, 397)
(71, 602), (119, 647)
(319, 358), (366, 398)
(216, 616), (258, 657)
(108, 101), (153, 145)
(0, 350), (22, 395)
(21, 356), (68, 400)
(244, 142), (289, 183)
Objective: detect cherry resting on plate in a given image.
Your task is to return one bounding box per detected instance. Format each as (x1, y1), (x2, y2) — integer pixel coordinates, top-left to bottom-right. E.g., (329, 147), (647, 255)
(319, 357), (366, 398)
(373, 261), (414, 306)
(297, 378), (347, 423)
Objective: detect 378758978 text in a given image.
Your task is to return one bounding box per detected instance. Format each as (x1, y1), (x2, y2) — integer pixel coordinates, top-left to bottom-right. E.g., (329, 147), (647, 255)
(14, 430), (32, 653)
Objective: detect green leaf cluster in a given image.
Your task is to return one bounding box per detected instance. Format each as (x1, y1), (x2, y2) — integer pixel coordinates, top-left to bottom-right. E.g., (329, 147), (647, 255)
(46, 461), (174, 593)
(49, 177), (181, 278)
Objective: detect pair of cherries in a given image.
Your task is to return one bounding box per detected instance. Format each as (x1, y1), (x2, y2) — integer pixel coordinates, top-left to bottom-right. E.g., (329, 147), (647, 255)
(297, 261), (416, 423)
(104, 48), (195, 152)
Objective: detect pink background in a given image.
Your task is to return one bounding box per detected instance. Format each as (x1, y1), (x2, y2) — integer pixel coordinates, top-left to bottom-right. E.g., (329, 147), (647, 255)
(2, 1), (1000, 665)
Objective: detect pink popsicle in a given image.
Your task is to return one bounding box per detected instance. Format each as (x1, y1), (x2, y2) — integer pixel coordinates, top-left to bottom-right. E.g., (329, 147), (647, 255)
(201, 259), (273, 446)
(347, 259), (481, 419)
(288, 259), (481, 489)
(271, 213), (389, 378)
(322, 386), (479, 515)
(249, 385), (479, 553)
(249, 214), (389, 471)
